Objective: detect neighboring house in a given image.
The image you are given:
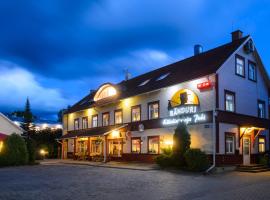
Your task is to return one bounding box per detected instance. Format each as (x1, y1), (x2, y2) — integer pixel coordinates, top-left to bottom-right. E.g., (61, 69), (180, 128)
(0, 112), (24, 152)
(61, 30), (270, 166)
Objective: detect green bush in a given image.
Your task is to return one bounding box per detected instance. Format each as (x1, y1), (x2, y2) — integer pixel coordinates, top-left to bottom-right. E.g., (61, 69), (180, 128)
(26, 138), (36, 164)
(184, 149), (209, 171)
(0, 134), (29, 166)
(258, 154), (268, 166)
(173, 123), (190, 155)
(155, 154), (173, 168)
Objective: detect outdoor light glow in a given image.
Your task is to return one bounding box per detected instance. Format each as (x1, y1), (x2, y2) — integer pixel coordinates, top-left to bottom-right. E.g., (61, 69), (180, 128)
(123, 98), (131, 107)
(42, 124), (48, 129)
(40, 149), (46, 155)
(164, 140), (173, 146)
(0, 141), (3, 153)
(112, 130), (120, 138)
(55, 124), (62, 129)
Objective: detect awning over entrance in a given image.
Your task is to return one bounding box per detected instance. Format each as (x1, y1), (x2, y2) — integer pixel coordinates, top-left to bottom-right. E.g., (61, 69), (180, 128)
(61, 124), (128, 139)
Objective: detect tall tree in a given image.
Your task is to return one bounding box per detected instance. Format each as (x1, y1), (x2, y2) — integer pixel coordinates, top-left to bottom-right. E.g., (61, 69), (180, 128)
(22, 97), (33, 132)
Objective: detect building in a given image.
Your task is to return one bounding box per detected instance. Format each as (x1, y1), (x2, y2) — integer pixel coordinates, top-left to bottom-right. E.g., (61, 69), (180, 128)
(61, 30), (270, 166)
(0, 112), (24, 152)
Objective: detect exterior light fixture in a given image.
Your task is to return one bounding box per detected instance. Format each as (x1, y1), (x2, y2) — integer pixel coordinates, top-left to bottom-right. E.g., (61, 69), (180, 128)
(112, 130), (120, 138)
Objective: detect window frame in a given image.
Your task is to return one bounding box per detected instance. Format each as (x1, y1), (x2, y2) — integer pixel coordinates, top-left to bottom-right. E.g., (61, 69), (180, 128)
(248, 60), (257, 82)
(147, 135), (160, 154)
(114, 109), (123, 125)
(148, 101), (160, 120)
(131, 105), (141, 122)
(91, 114), (98, 128)
(235, 54), (245, 78)
(225, 132), (236, 154)
(224, 90), (236, 113)
(82, 116), (88, 129)
(131, 137), (141, 154)
(102, 112), (110, 127)
(258, 100), (266, 118)
(258, 136), (266, 153)
(74, 118), (80, 130)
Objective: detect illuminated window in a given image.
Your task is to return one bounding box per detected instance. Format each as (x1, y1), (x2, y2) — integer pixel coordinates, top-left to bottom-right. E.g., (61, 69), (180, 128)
(94, 84), (117, 101)
(0, 141), (3, 153)
(259, 137), (265, 153)
(92, 115), (98, 128)
(235, 55), (245, 77)
(156, 73), (170, 81)
(258, 100), (265, 118)
(131, 138), (141, 153)
(74, 118), (79, 130)
(131, 105), (141, 122)
(225, 134), (235, 154)
(102, 112), (110, 126)
(148, 101), (159, 119)
(138, 79), (150, 87)
(91, 140), (101, 154)
(248, 61), (257, 81)
(114, 110), (123, 124)
(82, 117), (88, 129)
(148, 136), (159, 154)
(225, 90), (235, 112)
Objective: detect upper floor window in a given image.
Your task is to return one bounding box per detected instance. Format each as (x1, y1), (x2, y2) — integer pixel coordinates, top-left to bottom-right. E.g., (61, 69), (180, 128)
(235, 55), (245, 77)
(148, 101), (159, 119)
(114, 109), (123, 124)
(248, 61), (257, 81)
(74, 118), (79, 130)
(225, 133), (235, 154)
(225, 90), (235, 112)
(131, 105), (141, 122)
(102, 112), (110, 126)
(92, 115), (98, 128)
(258, 100), (266, 118)
(94, 84), (117, 101)
(258, 137), (266, 153)
(82, 117), (88, 129)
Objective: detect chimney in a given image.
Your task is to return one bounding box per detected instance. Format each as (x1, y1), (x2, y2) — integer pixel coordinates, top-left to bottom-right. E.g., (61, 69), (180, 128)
(231, 30), (243, 41)
(194, 44), (203, 56)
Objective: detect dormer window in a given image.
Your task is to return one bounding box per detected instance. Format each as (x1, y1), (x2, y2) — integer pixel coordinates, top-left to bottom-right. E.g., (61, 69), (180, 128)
(156, 73), (170, 81)
(94, 84), (117, 101)
(138, 79), (150, 87)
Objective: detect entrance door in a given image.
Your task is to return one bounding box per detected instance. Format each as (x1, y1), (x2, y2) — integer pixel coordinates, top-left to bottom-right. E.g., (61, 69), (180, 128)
(243, 136), (250, 165)
(108, 140), (122, 157)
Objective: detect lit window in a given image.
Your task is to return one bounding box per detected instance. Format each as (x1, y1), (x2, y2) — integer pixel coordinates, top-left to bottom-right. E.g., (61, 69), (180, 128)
(225, 134), (235, 154)
(74, 118), (79, 130)
(258, 100), (265, 118)
(131, 138), (141, 153)
(236, 55), (245, 77)
(114, 110), (123, 124)
(248, 61), (257, 81)
(259, 137), (265, 153)
(82, 117), (88, 129)
(94, 85), (117, 101)
(148, 102), (159, 119)
(148, 136), (159, 154)
(92, 115), (98, 128)
(131, 106), (141, 122)
(225, 91), (235, 112)
(102, 113), (110, 126)
(156, 73), (170, 81)
(91, 140), (101, 154)
(138, 79), (150, 87)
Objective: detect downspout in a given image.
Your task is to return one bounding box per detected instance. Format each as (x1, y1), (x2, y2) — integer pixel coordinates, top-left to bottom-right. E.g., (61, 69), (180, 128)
(206, 75), (217, 173)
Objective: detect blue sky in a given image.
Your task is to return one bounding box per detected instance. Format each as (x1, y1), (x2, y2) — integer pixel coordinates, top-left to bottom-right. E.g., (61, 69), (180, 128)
(0, 0), (270, 120)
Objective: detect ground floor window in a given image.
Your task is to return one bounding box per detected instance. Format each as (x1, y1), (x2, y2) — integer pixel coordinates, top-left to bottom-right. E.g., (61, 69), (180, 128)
(258, 137), (266, 153)
(108, 140), (122, 157)
(91, 140), (102, 154)
(0, 141), (3, 153)
(225, 133), (235, 154)
(148, 136), (159, 154)
(131, 137), (141, 153)
(78, 140), (87, 153)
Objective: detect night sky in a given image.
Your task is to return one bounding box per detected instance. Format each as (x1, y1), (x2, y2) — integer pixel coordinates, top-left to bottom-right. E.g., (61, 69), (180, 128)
(0, 0), (270, 120)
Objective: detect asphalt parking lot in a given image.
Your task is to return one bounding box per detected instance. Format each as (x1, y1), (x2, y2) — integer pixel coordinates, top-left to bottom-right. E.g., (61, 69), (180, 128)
(0, 163), (270, 200)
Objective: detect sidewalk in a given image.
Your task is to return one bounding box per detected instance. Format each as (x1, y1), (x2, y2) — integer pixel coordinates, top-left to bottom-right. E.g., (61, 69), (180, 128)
(40, 159), (159, 171)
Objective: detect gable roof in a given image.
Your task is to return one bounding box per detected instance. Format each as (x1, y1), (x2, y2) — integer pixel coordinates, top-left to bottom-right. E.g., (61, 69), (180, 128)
(0, 113), (24, 133)
(66, 36), (249, 114)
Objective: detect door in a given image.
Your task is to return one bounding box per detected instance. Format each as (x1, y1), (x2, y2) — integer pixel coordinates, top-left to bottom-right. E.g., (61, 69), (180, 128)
(243, 136), (250, 165)
(108, 139), (122, 157)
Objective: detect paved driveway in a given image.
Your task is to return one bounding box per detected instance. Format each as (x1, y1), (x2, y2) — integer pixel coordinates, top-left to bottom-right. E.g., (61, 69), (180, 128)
(0, 163), (270, 200)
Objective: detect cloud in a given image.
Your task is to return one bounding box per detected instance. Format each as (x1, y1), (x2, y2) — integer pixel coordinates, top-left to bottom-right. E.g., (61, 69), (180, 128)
(0, 61), (70, 113)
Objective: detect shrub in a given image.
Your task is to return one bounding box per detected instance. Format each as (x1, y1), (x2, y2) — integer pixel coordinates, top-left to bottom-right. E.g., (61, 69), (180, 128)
(26, 138), (36, 164)
(155, 154), (173, 168)
(0, 134), (28, 166)
(258, 154), (268, 166)
(184, 149), (209, 171)
(173, 123), (190, 155)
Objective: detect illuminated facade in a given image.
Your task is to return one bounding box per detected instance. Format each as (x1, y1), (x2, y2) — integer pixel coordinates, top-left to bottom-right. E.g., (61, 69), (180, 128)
(61, 30), (270, 166)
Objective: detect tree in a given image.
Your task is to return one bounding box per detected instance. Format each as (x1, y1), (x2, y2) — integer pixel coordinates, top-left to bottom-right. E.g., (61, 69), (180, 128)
(22, 98), (34, 132)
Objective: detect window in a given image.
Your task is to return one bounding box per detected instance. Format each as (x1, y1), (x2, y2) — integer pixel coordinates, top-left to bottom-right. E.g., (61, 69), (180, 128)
(114, 109), (123, 124)
(258, 100), (266, 118)
(91, 140), (101, 154)
(148, 101), (159, 119)
(148, 136), (159, 154)
(248, 61), (257, 81)
(74, 118), (79, 130)
(92, 115), (98, 128)
(138, 79), (150, 87)
(258, 137), (266, 153)
(94, 84), (117, 101)
(131, 137), (141, 153)
(156, 73), (170, 81)
(225, 90), (235, 112)
(225, 133), (235, 154)
(82, 117), (88, 129)
(131, 105), (141, 122)
(235, 55), (245, 77)
(102, 112), (110, 126)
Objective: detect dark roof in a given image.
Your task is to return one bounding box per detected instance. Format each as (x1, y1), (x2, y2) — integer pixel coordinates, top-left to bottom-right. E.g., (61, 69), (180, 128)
(66, 36), (249, 114)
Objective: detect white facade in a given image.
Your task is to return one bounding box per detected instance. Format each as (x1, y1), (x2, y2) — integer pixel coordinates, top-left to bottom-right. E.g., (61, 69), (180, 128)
(0, 113), (24, 136)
